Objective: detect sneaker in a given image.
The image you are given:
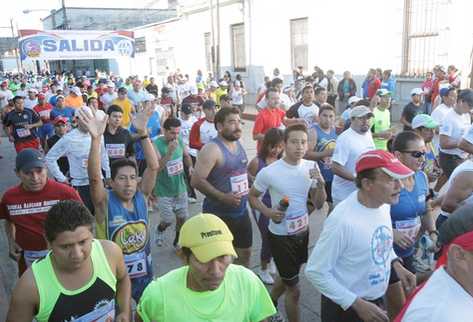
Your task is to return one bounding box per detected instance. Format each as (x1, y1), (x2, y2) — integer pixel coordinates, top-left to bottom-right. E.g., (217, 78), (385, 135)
(155, 229), (164, 247)
(269, 311), (285, 322)
(188, 197), (197, 204)
(258, 268), (274, 285)
(269, 260), (277, 275)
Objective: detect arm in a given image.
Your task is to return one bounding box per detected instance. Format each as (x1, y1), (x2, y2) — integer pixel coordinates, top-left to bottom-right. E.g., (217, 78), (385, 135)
(100, 139), (111, 179)
(305, 128), (333, 161)
(45, 136), (69, 183)
(191, 144), (224, 201)
(183, 146), (193, 171)
(331, 161), (355, 181)
(439, 134), (460, 150)
(309, 163), (327, 210)
(248, 186), (283, 222)
(459, 138), (473, 155)
(6, 270), (39, 322)
(5, 221), (21, 261)
(441, 173), (473, 213)
(399, 114), (411, 128)
(102, 241), (131, 321)
(247, 157), (259, 185)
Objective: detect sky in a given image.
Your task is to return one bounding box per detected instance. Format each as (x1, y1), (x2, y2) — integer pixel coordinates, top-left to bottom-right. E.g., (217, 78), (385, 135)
(1, 0), (166, 37)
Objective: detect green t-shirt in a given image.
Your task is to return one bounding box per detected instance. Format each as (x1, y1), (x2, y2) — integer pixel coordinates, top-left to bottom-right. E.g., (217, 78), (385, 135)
(372, 107), (391, 150)
(154, 136), (187, 197)
(137, 264), (276, 322)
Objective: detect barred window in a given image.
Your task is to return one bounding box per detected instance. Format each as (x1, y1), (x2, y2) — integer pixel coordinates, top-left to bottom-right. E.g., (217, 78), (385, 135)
(231, 23), (246, 71)
(290, 17), (308, 71)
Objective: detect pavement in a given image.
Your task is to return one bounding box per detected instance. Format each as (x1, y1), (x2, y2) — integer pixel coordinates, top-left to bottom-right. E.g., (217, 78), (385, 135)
(0, 119), (325, 321)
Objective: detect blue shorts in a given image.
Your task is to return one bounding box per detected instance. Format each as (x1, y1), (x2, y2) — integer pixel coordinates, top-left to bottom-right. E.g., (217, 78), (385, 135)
(37, 123), (54, 140)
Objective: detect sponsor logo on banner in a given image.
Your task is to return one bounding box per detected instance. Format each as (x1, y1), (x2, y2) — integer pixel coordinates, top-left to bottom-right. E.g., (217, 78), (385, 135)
(18, 29), (135, 61)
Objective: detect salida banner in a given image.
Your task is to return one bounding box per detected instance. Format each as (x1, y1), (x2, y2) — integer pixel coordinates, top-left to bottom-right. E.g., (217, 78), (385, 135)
(18, 30), (135, 61)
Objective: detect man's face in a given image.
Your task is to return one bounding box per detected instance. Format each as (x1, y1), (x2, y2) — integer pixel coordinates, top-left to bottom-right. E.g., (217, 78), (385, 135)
(203, 107), (216, 121)
(220, 99), (232, 109)
(88, 98), (98, 110)
(418, 127), (434, 143)
(380, 95), (391, 107)
(109, 111), (123, 128)
(118, 91), (127, 99)
(363, 170), (403, 205)
(14, 98), (24, 111)
(457, 100), (473, 115)
(412, 94), (422, 105)
(164, 126), (180, 142)
(133, 83), (141, 91)
(28, 92), (36, 100)
(267, 91), (280, 108)
(107, 87), (114, 94)
(38, 97), (45, 105)
(302, 87), (315, 103)
(17, 167), (48, 192)
(55, 123), (68, 136)
(187, 253), (232, 291)
(351, 115), (372, 133)
(274, 83), (283, 93)
(111, 166), (138, 201)
(445, 90), (457, 106)
(284, 130), (308, 161)
(319, 110), (335, 129)
(56, 98), (64, 108)
(315, 90), (327, 104)
(49, 226), (93, 271)
(219, 113), (242, 141)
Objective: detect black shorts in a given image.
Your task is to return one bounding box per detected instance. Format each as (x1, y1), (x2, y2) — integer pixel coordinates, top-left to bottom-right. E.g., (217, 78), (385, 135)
(220, 211), (253, 249)
(389, 255), (416, 284)
(268, 230), (309, 286)
(321, 294), (383, 322)
(325, 181), (333, 203)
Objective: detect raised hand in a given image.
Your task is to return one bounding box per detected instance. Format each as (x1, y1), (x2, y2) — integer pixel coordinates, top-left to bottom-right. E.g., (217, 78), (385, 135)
(133, 102), (153, 135)
(77, 108), (108, 139)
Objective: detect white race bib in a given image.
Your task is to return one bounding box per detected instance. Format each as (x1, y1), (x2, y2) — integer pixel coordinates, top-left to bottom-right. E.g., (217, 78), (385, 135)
(286, 213), (309, 235)
(124, 251), (148, 279)
(166, 158), (184, 176)
(230, 174), (249, 197)
(24, 249), (49, 267)
(16, 128), (31, 138)
(395, 218), (421, 242)
(106, 144), (126, 158)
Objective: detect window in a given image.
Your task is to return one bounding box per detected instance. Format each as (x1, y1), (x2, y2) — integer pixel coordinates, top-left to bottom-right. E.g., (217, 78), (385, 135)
(402, 0), (443, 76)
(231, 23), (246, 71)
(135, 37), (146, 53)
(290, 18), (308, 71)
(204, 32), (213, 74)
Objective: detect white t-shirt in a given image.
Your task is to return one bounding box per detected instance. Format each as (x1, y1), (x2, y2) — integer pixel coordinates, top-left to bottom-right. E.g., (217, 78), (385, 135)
(439, 109), (471, 157)
(253, 159), (317, 236)
(331, 128), (375, 202)
(100, 92), (117, 108)
(402, 267), (473, 322)
(0, 89), (13, 108)
(305, 190), (397, 310)
(442, 159), (473, 216)
(298, 103), (319, 127)
(231, 88), (244, 105)
(179, 116), (198, 157)
(257, 92), (292, 110)
(200, 120), (218, 146)
(431, 103), (451, 125)
(24, 97), (38, 110)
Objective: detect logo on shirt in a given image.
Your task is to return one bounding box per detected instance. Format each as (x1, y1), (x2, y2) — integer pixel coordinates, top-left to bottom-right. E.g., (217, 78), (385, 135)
(370, 225), (392, 265)
(200, 230), (222, 239)
(111, 221), (148, 254)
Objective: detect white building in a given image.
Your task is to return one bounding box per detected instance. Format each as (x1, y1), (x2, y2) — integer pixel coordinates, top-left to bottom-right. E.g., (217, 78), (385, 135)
(129, 0), (473, 100)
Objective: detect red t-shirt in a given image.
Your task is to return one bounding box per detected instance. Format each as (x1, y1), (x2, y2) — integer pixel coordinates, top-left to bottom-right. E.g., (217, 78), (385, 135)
(252, 107), (285, 151)
(0, 179), (82, 255)
(368, 78), (381, 99)
(33, 103), (53, 123)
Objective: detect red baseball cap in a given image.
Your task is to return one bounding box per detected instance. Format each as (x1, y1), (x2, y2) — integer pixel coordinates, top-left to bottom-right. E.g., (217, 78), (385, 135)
(37, 93), (46, 100)
(355, 150), (413, 180)
(53, 116), (68, 125)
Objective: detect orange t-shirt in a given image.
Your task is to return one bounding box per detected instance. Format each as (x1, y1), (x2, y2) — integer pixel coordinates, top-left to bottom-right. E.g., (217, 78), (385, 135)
(64, 95), (83, 109)
(252, 107), (285, 151)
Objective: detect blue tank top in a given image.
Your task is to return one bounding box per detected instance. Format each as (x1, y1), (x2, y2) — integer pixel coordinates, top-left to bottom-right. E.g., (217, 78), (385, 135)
(203, 137), (249, 218)
(106, 190), (153, 285)
(390, 171), (429, 258)
(313, 124), (337, 182)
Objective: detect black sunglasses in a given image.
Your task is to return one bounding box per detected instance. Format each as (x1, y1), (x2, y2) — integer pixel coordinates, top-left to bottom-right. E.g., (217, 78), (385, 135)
(401, 150), (425, 158)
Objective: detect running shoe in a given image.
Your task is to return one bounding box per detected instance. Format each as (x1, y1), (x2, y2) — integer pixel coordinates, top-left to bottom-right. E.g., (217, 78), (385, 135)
(258, 268), (274, 285)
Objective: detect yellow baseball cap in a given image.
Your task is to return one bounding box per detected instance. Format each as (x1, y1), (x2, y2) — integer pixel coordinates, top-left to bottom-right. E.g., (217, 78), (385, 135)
(178, 213), (237, 263)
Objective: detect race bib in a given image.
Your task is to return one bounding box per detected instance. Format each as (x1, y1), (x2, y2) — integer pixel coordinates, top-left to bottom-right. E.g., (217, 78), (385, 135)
(230, 174), (249, 197)
(395, 218), (421, 242)
(286, 213), (309, 235)
(106, 144), (126, 158)
(16, 128), (31, 138)
(24, 249), (49, 267)
(166, 158), (184, 176)
(124, 251), (147, 279)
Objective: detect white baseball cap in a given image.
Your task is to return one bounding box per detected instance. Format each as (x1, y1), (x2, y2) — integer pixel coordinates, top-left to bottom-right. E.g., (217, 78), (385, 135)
(410, 88), (424, 96)
(71, 86), (82, 96)
(348, 96), (362, 105)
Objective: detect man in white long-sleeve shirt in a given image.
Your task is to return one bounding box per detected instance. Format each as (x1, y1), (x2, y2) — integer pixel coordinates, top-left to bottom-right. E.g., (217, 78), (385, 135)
(46, 106), (111, 214)
(305, 149), (417, 322)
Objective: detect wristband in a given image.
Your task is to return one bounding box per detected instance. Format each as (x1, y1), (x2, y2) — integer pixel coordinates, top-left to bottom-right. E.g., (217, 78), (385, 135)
(139, 135), (149, 140)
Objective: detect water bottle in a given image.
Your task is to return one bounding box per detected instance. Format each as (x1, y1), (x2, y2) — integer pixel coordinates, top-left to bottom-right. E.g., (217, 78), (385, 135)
(273, 196), (289, 224)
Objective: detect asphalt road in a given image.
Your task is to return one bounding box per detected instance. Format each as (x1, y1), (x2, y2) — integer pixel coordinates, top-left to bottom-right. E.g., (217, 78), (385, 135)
(0, 120), (325, 321)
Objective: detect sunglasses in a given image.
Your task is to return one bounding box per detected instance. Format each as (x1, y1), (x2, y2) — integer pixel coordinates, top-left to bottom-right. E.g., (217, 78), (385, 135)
(401, 150), (425, 158)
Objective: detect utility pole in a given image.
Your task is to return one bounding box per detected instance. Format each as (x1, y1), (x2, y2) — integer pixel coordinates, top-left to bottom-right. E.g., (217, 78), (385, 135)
(215, 0), (220, 80)
(209, 0), (216, 79)
(10, 18), (21, 72)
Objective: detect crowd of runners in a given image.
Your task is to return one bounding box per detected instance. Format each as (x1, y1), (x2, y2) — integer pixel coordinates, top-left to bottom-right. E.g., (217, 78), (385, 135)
(0, 64), (472, 322)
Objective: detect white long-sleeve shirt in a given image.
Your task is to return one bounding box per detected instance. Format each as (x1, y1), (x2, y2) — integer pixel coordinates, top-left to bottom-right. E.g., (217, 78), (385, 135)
(46, 129), (110, 186)
(305, 190), (397, 310)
